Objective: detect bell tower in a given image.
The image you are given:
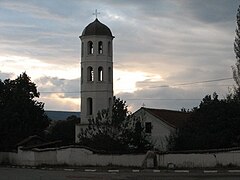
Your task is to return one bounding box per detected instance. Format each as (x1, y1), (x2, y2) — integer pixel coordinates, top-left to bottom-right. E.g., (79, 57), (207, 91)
(79, 17), (114, 126)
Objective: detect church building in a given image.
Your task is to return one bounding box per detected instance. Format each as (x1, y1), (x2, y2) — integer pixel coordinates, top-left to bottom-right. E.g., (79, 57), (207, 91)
(75, 17), (114, 142)
(75, 16), (190, 151)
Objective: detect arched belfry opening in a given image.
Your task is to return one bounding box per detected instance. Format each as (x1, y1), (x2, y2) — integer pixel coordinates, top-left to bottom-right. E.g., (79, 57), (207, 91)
(98, 41), (103, 54)
(88, 41), (94, 55)
(98, 66), (103, 81)
(87, 66), (94, 82)
(75, 12), (115, 143)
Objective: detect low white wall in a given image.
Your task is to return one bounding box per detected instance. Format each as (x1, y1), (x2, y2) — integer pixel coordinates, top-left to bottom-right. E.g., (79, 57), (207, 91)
(158, 153), (215, 168)
(215, 151), (240, 166)
(57, 147), (145, 167)
(0, 152), (11, 164)
(17, 149), (35, 166)
(0, 147), (145, 167)
(7, 152), (18, 165)
(157, 150), (240, 168)
(2, 147), (240, 168)
(34, 149), (57, 165)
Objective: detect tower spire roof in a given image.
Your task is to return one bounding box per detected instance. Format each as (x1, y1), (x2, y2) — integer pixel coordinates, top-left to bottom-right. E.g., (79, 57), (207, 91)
(81, 18), (113, 37)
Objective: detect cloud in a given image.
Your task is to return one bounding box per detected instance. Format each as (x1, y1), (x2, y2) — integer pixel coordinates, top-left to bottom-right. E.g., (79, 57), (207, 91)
(116, 77), (235, 112)
(39, 94), (79, 111)
(35, 76), (80, 111)
(175, 0), (238, 23)
(0, 55), (80, 81)
(0, 0), (83, 66)
(0, 1), (68, 21)
(0, 0), (238, 111)
(35, 76), (80, 99)
(0, 71), (13, 81)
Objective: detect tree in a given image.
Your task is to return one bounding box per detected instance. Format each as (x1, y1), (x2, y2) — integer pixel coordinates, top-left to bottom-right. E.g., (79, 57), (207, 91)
(0, 73), (50, 150)
(167, 93), (240, 151)
(46, 115), (79, 145)
(233, 4), (240, 97)
(78, 97), (153, 153)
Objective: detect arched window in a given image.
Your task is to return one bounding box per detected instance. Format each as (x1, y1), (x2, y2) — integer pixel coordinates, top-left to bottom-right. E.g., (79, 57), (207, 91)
(87, 97), (93, 115)
(108, 67), (111, 82)
(98, 41), (103, 54)
(87, 66), (94, 81)
(88, 41), (93, 54)
(108, 41), (111, 56)
(98, 66), (103, 81)
(81, 42), (84, 57)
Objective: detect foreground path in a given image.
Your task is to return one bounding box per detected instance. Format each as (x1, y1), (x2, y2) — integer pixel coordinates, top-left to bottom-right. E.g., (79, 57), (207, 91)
(1, 167), (240, 180)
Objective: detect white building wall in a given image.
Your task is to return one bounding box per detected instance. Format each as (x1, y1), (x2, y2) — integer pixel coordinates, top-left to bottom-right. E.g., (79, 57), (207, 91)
(134, 109), (175, 150)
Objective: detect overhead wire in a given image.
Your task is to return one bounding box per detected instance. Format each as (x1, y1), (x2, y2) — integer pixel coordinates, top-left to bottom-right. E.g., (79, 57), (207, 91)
(37, 77), (234, 101)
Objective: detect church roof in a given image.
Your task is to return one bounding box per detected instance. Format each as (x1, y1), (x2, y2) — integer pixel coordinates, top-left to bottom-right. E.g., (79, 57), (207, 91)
(142, 107), (191, 128)
(81, 18), (113, 37)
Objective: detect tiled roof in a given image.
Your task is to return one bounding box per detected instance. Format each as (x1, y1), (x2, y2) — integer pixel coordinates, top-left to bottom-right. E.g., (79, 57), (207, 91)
(143, 107), (191, 128)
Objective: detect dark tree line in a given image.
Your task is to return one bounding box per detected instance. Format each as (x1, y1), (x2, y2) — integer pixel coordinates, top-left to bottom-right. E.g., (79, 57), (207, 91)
(0, 73), (50, 150)
(45, 115), (79, 145)
(0, 73), (151, 153)
(167, 93), (240, 151)
(0, 73), (80, 149)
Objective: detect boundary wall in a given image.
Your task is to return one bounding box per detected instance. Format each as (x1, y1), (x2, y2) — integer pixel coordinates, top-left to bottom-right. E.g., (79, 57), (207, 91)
(0, 146), (145, 167)
(2, 147), (240, 168)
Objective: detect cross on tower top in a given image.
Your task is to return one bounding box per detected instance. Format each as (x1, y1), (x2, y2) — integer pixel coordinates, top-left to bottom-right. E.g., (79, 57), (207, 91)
(93, 9), (100, 19)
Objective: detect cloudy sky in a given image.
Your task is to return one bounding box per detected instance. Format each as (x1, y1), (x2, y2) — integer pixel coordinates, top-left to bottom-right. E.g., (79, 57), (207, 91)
(0, 0), (239, 112)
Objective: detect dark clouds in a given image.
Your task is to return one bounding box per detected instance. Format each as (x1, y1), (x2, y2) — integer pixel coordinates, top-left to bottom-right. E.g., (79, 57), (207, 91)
(176, 0), (238, 23)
